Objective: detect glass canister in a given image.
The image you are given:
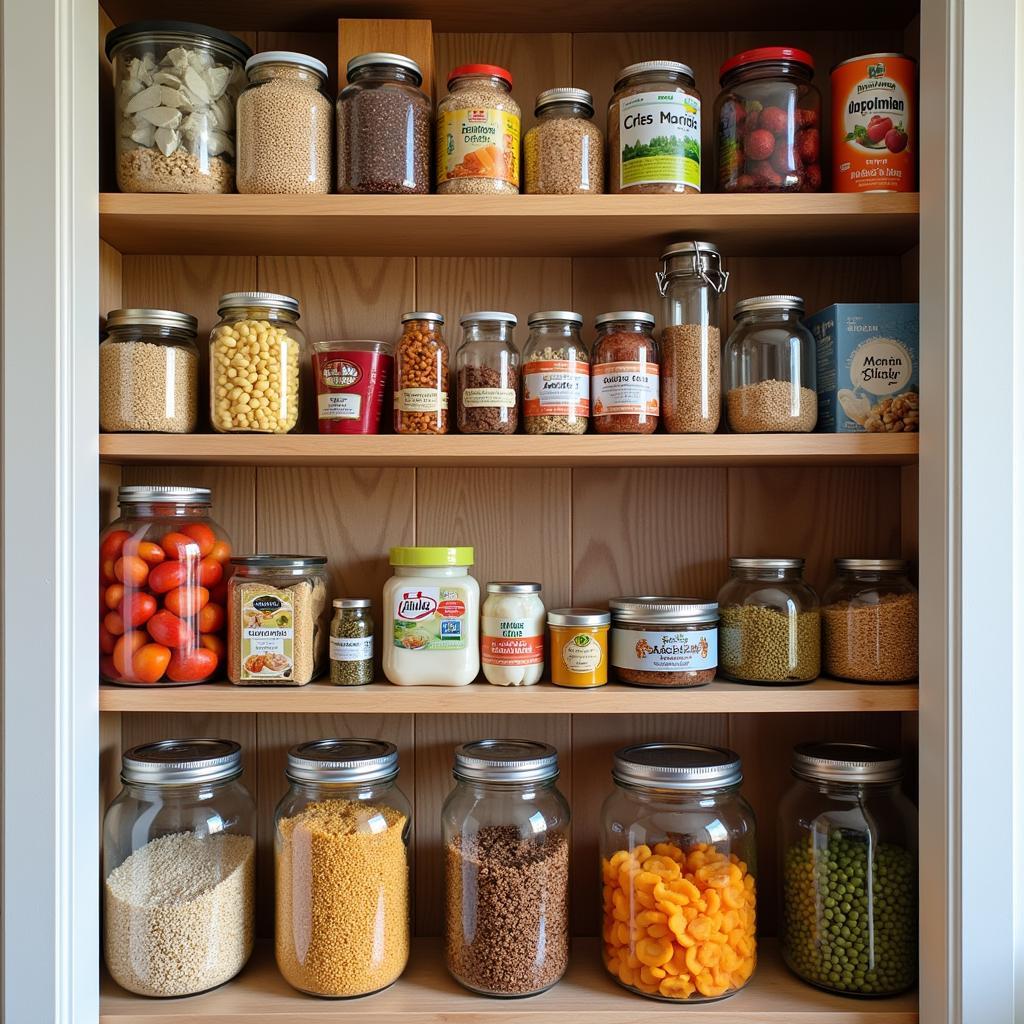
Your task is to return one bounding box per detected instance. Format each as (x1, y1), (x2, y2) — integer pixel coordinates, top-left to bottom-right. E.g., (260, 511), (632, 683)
(723, 295), (818, 433)
(106, 21), (251, 194)
(600, 743), (757, 1001)
(778, 743), (917, 996)
(456, 311), (519, 434)
(524, 87), (604, 194)
(822, 559), (918, 682)
(657, 242), (729, 434)
(548, 608), (609, 688)
(443, 740), (571, 996)
(100, 486), (232, 685)
(395, 312), (449, 434)
(103, 739), (255, 997)
(100, 308), (199, 433)
(481, 582), (545, 686)
(591, 312), (659, 434)
(522, 311), (590, 434)
(275, 739), (412, 997)
(329, 597), (375, 686)
(716, 47), (821, 193)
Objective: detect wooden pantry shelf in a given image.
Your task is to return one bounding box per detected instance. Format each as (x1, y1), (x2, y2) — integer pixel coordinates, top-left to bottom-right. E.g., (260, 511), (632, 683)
(97, 192), (919, 258)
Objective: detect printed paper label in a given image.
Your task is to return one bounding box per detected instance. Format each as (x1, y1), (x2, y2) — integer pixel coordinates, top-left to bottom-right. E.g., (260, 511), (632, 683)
(482, 616), (544, 667)
(438, 107), (520, 186)
(462, 387), (517, 409)
(395, 388), (448, 413)
(330, 635), (374, 662)
(393, 586), (468, 651)
(561, 632), (603, 673)
(592, 361), (660, 418)
(522, 359), (590, 417)
(612, 628), (717, 672)
(619, 91), (701, 190)
(318, 393), (362, 420)
(238, 586), (294, 680)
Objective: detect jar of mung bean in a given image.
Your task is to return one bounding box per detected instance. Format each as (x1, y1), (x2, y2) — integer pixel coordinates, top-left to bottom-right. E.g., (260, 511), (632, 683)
(329, 598), (374, 686)
(522, 311), (590, 434)
(524, 87), (604, 194)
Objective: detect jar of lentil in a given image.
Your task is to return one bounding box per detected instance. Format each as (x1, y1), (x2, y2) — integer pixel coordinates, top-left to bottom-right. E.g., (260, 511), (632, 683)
(723, 295), (818, 433)
(657, 241), (728, 434)
(548, 608), (609, 687)
(779, 743), (917, 996)
(822, 559), (918, 682)
(443, 740), (570, 997)
(717, 557), (820, 684)
(600, 743), (757, 1001)
(591, 312), (659, 434)
(455, 312), (519, 434)
(337, 52), (431, 194)
(608, 61), (702, 194)
(329, 597), (374, 686)
(522, 311), (589, 434)
(100, 308), (199, 433)
(524, 87), (604, 194)
(394, 312), (449, 434)
(275, 739), (411, 998)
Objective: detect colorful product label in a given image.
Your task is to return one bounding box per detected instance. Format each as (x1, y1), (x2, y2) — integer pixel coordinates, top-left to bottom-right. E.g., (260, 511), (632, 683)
(462, 387), (517, 409)
(330, 635), (373, 662)
(592, 361), (660, 418)
(395, 388), (448, 413)
(238, 586), (294, 680)
(561, 631), (603, 673)
(611, 627), (717, 672)
(392, 586), (468, 651)
(437, 107), (520, 186)
(481, 616), (544, 667)
(522, 359), (590, 417)
(618, 91), (701, 190)
(313, 350), (392, 435)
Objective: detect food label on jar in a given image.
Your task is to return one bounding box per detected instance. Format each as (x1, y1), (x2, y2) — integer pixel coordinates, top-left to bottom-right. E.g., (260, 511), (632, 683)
(395, 388), (449, 413)
(561, 632), (603, 673)
(330, 635), (373, 662)
(612, 627), (717, 672)
(462, 387), (517, 409)
(438, 108), (520, 186)
(481, 618), (544, 667)
(238, 587), (295, 680)
(393, 586), (468, 651)
(618, 91), (701, 190)
(592, 361), (660, 418)
(318, 393), (361, 420)
(522, 360), (590, 417)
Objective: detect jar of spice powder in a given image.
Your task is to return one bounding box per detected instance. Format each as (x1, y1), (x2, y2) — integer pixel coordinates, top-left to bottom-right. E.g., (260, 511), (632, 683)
(522, 311), (590, 434)
(394, 312), (449, 434)
(455, 312), (519, 434)
(548, 608), (609, 687)
(329, 598), (374, 686)
(524, 87), (604, 194)
(591, 311), (659, 434)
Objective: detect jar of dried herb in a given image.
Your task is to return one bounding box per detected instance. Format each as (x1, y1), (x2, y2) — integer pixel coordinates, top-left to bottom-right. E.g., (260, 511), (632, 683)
(329, 598), (374, 686)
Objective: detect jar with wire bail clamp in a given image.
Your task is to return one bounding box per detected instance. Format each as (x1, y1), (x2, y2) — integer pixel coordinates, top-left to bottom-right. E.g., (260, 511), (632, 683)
(524, 87), (604, 194)
(591, 312), (659, 434)
(456, 312), (520, 434)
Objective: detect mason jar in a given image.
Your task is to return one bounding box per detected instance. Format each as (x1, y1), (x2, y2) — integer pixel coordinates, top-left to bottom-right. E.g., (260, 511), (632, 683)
(524, 87), (604, 194)
(329, 597), (375, 686)
(591, 312), (659, 434)
(456, 312), (520, 434)
(522, 312), (589, 434)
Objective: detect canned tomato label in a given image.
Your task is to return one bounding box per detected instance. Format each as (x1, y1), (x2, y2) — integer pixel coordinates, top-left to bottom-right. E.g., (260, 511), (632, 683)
(832, 53), (916, 193)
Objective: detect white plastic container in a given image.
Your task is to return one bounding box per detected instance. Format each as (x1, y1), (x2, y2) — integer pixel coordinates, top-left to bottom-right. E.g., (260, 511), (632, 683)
(481, 582), (545, 686)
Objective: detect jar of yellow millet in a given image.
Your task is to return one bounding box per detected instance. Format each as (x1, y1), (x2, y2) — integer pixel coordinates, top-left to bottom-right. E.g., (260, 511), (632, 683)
(548, 608), (610, 687)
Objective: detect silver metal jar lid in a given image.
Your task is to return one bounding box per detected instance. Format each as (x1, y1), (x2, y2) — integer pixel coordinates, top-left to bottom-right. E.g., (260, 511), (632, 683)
(118, 485), (211, 506)
(615, 60), (695, 89)
(527, 310), (584, 326)
(346, 51), (423, 84)
(656, 241), (729, 296)
(733, 294), (804, 318)
(460, 311), (518, 326)
(218, 291), (300, 317)
(548, 607), (610, 627)
(401, 311), (445, 324)
(613, 743), (742, 791)
(122, 739), (242, 786)
(835, 558), (909, 572)
(286, 738), (399, 784)
(535, 87), (594, 115)
(246, 50), (329, 79)
(730, 556), (805, 570)
(792, 742), (903, 784)
(106, 308), (198, 333)
(230, 554), (327, 568)
(610, 596), (719, 625)
(333, 597), (372, 608)
(487, 581), (542, 594)
(595, 311), (656, 327)
(453, 739), (559, 783)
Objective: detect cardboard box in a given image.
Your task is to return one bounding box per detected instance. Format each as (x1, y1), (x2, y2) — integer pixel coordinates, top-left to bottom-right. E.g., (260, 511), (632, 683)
(338, 19), (435, 102)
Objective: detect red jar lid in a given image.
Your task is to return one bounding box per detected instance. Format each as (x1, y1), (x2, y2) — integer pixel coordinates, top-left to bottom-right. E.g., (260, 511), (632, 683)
(448, 63), (512, 87)
(719, 46), (814, 81)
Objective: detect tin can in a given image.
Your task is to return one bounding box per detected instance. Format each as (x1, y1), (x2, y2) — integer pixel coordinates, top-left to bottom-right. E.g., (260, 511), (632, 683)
(831, 53), (916, 193)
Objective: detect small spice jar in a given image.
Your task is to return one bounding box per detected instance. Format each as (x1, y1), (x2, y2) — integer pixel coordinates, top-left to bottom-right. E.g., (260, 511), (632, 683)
(522, 311), (590, 434)
(481, 582), (545, 686)
(394, 312), (449, 434)
(312, 339), (393, 434)
(524, 87), (604, 194)
(591, 311), (659, 434)
(548, 608), (609, 688)
(329, 598), (374, 686)
(609, 596), (718, 687)
(100, 308), (199, 433)
(455, 311), (519, 434)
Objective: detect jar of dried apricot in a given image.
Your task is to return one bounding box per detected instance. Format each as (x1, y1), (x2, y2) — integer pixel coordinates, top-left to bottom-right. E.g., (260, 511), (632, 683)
(395, 312), (449, 433)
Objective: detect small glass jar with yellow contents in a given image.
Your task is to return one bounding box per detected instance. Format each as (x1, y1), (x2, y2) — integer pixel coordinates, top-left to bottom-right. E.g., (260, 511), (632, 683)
(547, 608), (609, 687)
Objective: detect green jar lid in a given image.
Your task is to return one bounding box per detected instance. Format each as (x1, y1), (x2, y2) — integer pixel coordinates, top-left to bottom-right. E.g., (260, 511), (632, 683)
(389, 546), (474, 567)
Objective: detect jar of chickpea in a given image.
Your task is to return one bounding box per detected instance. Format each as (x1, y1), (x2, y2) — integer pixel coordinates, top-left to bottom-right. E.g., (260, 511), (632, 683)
(395, 312), (449, 434)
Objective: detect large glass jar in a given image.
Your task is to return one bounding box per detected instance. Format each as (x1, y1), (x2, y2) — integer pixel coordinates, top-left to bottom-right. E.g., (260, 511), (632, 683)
(443, 740), (571, 996)
(395, 312), (449, 434)
(275, 739), (412, 998)
(106, 21), (250, 194)
(100, 308), (199, 433)
(657, 242), (728, 434)
(591, 312), (659, 434)
(717, 557), (821, 683)
(716, 47), (821, 193)
(99, 486), (232, 685)
(601, 743), (757, 1001)
(822, 559), (918, 682)
(522, 312), (590, 434)
(456, 312), (519, 434)
(779, 743), (918, 996)
(103, 739), (256, 997)
(524, 88), (604, 194)
(723, 295), (818, 433)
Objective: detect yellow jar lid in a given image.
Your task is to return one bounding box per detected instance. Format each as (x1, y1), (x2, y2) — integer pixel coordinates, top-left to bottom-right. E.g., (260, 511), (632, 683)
(389, 546), (474, 567)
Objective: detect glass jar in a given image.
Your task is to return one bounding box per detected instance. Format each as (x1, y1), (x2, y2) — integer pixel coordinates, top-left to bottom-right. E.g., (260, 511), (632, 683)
(547, 608), (609, 688)
(99, 486), (232, 685)
(437, 64), (520, 194)
(312, 340), (393, 434)
(822, 559), (918, 682)
(103, 739), (256, 997)
(600, 743), (757, 1001)
(717, 557), (821, 683)
(481, 582), (545, 686)
(100, 308), (199, 433)
(443, 740), (571, 996)
(210, 291), (306, 434)
(591, 312), (659, 434)
(338, 52), (431, 194)
(275, 739), (412, 997)
(330, 598), (375, 686)
(608, 61), (702, 194)
(657, 242), (729, 434)
(524, 87), (604, 194)
(522, 311), (590, 434)
(723, 295), (818, 433)
(778, 743), (917, 996)
(716, 47), (821, 193)
(227, 555), (330, 685)
(456, 312), (519, 434)
(237, 51), (332, 194)
(106, 21), (250, 194)
(395, 312), (449, 434)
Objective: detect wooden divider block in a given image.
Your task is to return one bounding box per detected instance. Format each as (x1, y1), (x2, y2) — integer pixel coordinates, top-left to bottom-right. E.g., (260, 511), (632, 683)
(338, 19), (436, 101)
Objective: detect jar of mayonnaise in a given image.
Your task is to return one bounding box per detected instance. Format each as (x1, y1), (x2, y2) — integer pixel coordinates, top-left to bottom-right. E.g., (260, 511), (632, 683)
(383, 547), (480, 686)
(481, 582), (545, 686)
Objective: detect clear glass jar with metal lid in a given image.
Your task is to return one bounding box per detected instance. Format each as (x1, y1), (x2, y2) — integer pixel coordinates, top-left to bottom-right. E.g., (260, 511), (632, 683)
(591, 311), (659, 434)
(456, 312), (520, 434)
(778, 743), (917, 997)
(608, 61), (702, 194)
(481, 582), (545, 686)
(717, 557), (821, 683)
(274, 739), (412, 997)
(210, 291), (307, 434)
(330, 597), (375, 686)
(102, 739), (256, 997)
(548, 607), (609, 687)
(395, 311), (449, 434)
(442, 739), (571, 996)
(524, 87), (604, 194)
(522, 311), (590, 434)
(600, 743), (757, 1001)
(723, 295), (818, 433)
(822, 559), (918, 682)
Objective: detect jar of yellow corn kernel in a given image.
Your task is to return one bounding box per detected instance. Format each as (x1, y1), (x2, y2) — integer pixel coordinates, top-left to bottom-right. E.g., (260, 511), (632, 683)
(600, 743), (757, 1002)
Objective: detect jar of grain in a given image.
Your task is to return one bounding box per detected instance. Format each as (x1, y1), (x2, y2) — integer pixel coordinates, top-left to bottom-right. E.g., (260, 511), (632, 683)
(394, 312), (449, 433)
(275, 739), (411, 997)
(443, 740), (570, 996)
(822, 558), (918, 682)
(237, 51), (332, 194)
(522, 311), (589, 434)
(657, 241), (728, 434)
(524, 87), (604, 194)
(723, 295), (818, 433)
(548, 608), (609, 687)
(591, 312), (659, 434)
(455, 312), (519, 434)
(437, 64), (520, 194)
(100, 308), (199, 433)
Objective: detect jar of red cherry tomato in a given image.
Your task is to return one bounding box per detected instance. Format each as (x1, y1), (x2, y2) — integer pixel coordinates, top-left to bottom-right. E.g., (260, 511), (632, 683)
(99, 486), (233, 686)
(715, 47), (821, 193)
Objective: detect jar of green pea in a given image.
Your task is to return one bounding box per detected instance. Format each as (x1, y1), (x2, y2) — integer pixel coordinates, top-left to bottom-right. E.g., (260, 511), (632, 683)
(329, 598), (374, 685)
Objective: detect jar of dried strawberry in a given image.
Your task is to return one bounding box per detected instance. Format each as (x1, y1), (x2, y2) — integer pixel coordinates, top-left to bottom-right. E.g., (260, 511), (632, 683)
(590, 312), (659, 434)
(715, 47), (821, 193)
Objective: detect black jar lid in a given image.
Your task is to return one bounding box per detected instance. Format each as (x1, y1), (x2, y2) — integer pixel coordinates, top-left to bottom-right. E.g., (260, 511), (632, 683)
(105, 21), (252, 63)
(792, 742), (903, 784)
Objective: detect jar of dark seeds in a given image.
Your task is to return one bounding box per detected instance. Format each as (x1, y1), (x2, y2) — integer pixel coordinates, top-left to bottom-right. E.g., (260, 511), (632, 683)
(455, 312), (519, 434)
(524, 87), (604, 194)
(329, 598), (374, 686)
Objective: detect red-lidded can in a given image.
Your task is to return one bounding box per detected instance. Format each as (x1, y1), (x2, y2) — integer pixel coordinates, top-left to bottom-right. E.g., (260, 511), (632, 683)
(312, 340), (393, 434)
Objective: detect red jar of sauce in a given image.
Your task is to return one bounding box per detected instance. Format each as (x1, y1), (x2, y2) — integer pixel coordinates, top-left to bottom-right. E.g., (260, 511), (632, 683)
(312, 340), (393, 434)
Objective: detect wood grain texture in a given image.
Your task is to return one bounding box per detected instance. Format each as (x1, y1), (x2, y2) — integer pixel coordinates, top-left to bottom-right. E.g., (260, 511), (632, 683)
(99, 240), (122, 329)
(900, 464), (919, 569)
(258, 31), (339, 94)
(338, 20), (435, 100)
(99, 711), (122, 843)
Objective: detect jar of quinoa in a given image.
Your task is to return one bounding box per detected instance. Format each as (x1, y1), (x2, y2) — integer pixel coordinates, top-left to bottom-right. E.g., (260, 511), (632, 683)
(394, 312), (448, 434)
(524, 87), (603, 194)
(590, 312), (659, 434)
(522, 311), (589, 434)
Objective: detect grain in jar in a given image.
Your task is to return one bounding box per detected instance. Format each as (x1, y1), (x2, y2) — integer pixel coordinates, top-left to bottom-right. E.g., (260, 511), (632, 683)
(455, 312), (519, 434)
(394, 312), (449, 434)
(591, 312), (659, 434)
(524, 88), (604, 194)
(522, 311), (590, 434)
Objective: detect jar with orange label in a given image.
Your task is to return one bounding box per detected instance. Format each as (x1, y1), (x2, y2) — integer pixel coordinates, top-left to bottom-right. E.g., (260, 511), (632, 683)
(522, 311), (590, 434)
(548, 608), (609, 688)
(481, 583), (545, 686)
(591, 312), (660, 434)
